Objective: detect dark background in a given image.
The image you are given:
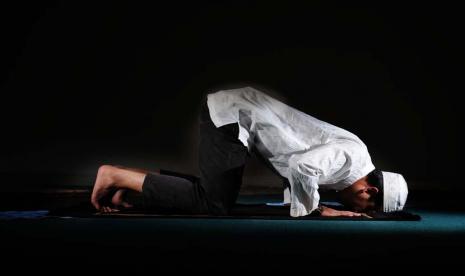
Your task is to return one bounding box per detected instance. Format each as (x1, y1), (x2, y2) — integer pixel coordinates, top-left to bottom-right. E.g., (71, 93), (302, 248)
(1, 2), (463, 192)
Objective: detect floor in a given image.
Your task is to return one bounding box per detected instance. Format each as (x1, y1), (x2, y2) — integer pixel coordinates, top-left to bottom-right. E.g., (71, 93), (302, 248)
(1, 192), (464, 273)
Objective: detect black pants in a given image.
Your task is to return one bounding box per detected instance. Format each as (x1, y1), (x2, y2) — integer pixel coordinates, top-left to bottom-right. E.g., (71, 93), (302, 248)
(141, 98), (249, 215)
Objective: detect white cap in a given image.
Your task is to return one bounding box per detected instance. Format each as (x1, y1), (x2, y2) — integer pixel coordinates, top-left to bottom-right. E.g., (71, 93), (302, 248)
(382, 171), (408, 212)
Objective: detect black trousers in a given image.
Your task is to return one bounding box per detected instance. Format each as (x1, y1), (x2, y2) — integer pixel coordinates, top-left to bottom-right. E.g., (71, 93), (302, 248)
(141, 98), (249, 215)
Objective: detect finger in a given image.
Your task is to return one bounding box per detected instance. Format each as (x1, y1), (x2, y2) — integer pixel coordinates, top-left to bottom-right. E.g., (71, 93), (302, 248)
(361, 213), (373, 219)
(122, 201), (133, 208)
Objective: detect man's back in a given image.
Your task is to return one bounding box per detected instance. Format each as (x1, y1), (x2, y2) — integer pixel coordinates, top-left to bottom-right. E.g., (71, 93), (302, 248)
(206, 86), (368, 165)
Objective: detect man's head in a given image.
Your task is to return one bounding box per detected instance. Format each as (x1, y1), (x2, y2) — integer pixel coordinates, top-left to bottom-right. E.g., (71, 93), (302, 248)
(338, 169), (408, 212)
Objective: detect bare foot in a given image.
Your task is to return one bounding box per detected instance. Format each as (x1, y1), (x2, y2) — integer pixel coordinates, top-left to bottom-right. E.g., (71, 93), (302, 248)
(91, 165), (117, 210)
(111, 189), (133, 209)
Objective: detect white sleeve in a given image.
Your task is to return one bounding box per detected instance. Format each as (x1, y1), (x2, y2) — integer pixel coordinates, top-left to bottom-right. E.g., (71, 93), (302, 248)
(287, 143), (347, 217)
(287, 158), (320, 217)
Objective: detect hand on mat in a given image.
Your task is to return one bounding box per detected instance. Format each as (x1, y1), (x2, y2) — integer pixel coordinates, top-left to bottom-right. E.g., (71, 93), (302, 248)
(320, 206), (371, 218)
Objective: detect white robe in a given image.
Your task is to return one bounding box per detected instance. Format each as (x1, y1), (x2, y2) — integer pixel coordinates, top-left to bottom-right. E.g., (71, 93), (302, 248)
(207, 87), (375, 217)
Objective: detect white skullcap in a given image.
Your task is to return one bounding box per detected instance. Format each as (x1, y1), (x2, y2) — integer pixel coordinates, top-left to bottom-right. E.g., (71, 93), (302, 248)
(382, 171), (409, 212)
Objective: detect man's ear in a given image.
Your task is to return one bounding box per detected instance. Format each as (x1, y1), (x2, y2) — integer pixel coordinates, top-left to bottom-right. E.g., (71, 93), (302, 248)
(366, 186), (379, 196)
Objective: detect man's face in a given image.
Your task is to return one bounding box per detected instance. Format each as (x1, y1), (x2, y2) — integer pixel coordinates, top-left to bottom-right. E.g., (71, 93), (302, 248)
(340, 178), (379, 212)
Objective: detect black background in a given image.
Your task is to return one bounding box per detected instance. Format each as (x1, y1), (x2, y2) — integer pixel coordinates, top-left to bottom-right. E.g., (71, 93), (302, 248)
(1, 2), (463, 191)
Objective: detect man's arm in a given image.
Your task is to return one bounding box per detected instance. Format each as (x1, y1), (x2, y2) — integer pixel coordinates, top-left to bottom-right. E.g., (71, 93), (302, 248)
(286, 143), (367, 217)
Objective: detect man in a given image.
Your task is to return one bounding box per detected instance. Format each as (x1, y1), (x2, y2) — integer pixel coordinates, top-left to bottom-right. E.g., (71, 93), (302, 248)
(91, 87), (408, 217)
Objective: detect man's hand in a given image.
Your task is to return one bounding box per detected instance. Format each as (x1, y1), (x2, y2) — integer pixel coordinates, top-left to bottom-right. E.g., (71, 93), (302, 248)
(319, 206), (372, 218)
